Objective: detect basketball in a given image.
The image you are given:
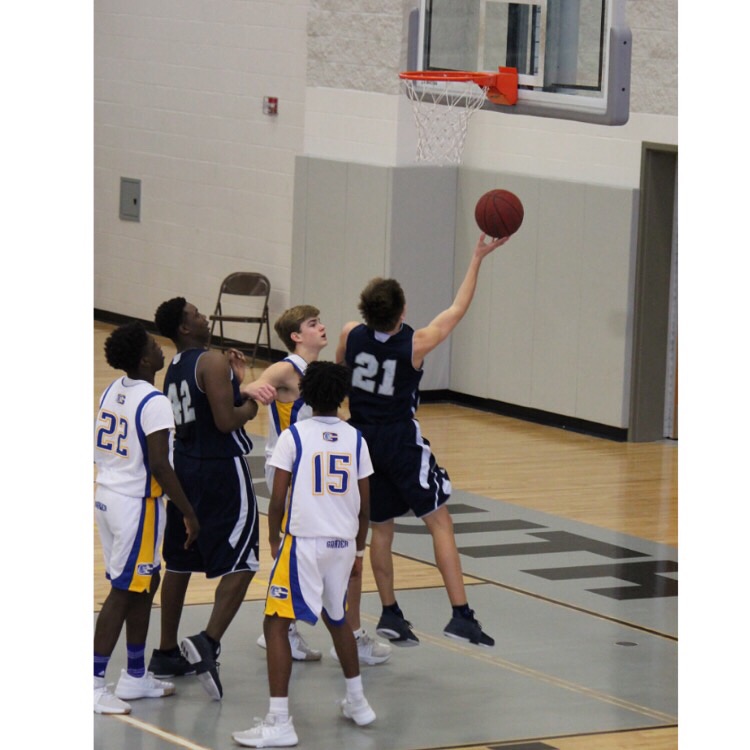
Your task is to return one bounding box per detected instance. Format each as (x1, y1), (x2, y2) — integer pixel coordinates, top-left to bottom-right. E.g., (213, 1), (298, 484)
(474, 189), (524, 239)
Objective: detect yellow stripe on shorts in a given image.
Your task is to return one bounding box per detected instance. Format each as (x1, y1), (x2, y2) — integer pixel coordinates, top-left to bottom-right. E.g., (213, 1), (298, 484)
(265, 536), (297, 619)
(128, 497), (158, 593)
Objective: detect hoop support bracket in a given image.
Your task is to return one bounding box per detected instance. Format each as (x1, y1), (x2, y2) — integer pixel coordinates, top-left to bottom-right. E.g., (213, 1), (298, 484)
(486, 67), (519, 106)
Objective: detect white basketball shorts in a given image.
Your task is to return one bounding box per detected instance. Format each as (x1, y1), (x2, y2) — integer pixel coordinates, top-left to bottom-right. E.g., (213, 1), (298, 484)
(265, 535), (355, 625)
(95, 486), (166, 593)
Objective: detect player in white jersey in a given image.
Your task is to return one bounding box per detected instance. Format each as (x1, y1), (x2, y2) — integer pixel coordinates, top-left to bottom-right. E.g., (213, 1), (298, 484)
(94, 322), (200, 716)
(243, 306), (391, 666)
(233, 362), (376, 748)
(242, 306), (325, 493)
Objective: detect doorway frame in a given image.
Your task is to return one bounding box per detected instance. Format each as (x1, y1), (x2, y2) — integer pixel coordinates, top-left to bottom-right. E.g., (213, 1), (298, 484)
(628, 142), (678, 442)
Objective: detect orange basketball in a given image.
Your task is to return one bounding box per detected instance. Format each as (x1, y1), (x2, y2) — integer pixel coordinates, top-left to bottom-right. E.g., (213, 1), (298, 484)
(474, 189), (524, 239)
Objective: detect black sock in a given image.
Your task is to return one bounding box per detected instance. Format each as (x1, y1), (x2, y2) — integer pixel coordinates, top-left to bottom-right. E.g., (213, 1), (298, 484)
(160, 646), (181, 657)
(452, 604), (472, 619)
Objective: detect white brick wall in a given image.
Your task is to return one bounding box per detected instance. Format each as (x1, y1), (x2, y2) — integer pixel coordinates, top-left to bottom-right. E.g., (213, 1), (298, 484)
(95, 0), (309, 331)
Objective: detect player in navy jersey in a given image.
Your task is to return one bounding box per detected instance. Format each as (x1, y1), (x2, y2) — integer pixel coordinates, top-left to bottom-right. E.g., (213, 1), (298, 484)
(94, 322), (200, 715)
(149, 297), (274, 700)
(243, 305), (391, 666)
(336, 233), (509, 648)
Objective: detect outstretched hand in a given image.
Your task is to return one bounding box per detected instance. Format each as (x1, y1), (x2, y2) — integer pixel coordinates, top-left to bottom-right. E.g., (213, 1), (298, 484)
(474, 232), (510, 260)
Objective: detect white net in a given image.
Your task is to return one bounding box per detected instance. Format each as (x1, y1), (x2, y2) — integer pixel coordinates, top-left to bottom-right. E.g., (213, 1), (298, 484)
(401, 78), (488, 166)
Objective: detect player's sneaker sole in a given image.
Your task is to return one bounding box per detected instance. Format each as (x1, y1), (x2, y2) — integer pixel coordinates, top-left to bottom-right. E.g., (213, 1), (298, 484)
(181, 633), (223, 700)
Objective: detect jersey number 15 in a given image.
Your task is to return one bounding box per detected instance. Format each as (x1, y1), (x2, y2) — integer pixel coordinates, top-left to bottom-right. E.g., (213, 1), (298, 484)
(312, 452), (351, 495)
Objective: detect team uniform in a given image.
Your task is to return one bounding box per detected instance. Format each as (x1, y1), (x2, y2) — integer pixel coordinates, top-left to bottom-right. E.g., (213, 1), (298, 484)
(162, 348), (259, 578)
(344, 323), (452, 523)
(94, 377), (173, 592)
(263, 354), (312, 489)
(265, 417), (373, 625)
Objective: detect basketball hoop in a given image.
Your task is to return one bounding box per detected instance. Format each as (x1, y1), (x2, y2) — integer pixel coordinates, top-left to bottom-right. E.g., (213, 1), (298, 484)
(399, 68), (518, 166)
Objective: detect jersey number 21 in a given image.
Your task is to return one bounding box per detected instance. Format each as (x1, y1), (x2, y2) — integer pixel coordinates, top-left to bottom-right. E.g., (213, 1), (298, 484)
(352, 353), (396, 396)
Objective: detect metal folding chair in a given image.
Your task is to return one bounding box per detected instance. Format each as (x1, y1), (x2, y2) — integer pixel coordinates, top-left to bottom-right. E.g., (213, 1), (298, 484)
(209, 272), (272, 366)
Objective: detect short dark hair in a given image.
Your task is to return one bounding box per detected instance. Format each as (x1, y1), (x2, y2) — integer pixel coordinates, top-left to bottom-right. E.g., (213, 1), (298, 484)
(358, 278), (405, 332)
(154, 297), (187, 342)
(104, 322), (149, 373)
(300, 361), (350, 413)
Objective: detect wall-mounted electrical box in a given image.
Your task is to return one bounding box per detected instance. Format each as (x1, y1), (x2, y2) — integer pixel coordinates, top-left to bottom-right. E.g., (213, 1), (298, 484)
(119, 177), (141, 221)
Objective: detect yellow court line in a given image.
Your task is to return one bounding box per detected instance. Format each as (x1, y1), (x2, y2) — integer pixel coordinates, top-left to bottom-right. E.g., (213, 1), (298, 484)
(113, 714), (214, 750)
(359, 614), (676, 725)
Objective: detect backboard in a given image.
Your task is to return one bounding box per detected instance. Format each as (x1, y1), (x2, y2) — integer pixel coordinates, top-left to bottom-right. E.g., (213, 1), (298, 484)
(407, 0), (631, 125)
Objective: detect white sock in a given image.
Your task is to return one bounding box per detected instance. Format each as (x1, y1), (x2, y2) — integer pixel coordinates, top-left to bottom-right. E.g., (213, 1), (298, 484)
(352, 628), (363, 639)
(269, 697), (289, 721)
(345, 675), (364, 703)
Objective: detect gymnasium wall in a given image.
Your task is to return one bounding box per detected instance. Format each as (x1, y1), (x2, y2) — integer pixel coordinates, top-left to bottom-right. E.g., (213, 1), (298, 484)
(94, 0), (310, 324)
(292, 157), (636, 427)
(93, 1), (677, 429)
(291, 159), (458, 392)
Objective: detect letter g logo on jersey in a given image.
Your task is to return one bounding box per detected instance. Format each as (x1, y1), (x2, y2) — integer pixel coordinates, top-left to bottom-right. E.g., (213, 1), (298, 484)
(270, 585), (289, 600)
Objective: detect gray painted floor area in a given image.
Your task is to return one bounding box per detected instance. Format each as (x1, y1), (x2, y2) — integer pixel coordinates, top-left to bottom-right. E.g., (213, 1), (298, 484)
(95, 445), (677, 749)
(95, 586), (676, 749)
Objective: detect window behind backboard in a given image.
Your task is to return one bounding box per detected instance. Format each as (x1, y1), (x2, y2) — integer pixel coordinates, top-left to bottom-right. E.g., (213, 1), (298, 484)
(408, 0), (631, 125)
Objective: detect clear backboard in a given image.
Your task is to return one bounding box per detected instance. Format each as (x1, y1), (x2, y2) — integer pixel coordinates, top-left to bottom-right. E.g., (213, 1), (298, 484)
(407, 0), (631, 125)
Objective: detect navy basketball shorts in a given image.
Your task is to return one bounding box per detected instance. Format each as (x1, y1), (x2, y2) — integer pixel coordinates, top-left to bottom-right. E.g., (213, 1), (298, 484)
(353, 419), (452, 524)
(164, 453), (260, 578)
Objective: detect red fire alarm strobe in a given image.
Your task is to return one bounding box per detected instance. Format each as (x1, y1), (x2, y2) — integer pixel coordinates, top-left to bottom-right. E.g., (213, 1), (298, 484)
(263, 96), (278, 116)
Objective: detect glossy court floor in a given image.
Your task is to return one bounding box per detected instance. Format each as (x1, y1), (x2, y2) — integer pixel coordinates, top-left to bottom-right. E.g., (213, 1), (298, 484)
(93, 437), (677, 750)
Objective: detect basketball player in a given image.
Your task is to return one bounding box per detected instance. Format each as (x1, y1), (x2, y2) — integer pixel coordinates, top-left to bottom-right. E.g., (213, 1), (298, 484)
(336, 233), (509, 648)
(148, 298), (273, 700)
(233, 362), (376, 748)
(242, 305), (391, 666)
(94, 322), (200, 714)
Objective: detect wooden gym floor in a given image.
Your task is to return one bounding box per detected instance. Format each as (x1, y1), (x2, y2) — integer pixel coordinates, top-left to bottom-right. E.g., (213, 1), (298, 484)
(93, 321), (678, 750)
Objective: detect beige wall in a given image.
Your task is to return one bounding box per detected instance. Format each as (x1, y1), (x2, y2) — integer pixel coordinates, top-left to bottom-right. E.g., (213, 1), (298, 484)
(293, 157), (636, 427)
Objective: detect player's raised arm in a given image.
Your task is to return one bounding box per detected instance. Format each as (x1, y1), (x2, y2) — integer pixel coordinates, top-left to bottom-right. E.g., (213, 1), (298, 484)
(412, 233), (509, 366)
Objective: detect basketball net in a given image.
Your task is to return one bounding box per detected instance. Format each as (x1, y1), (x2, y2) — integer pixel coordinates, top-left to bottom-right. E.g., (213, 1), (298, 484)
(401, 78), (488, 166)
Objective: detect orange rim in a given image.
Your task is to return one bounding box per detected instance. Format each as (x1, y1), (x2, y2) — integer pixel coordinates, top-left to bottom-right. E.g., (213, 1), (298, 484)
(399, 70), (495, 88)
(400, 67), (518, 106)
